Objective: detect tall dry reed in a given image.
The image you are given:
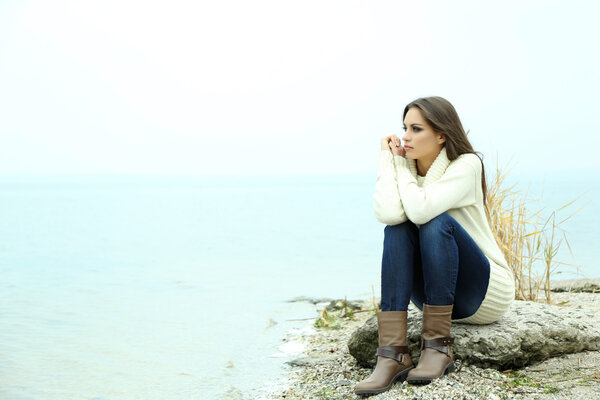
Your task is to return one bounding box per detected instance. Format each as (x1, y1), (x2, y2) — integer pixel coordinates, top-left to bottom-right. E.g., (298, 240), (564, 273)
(485, 159), (587, 304)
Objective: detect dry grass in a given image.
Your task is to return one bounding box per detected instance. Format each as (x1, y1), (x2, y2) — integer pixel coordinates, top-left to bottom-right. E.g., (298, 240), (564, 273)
(485, 159), (588, 303)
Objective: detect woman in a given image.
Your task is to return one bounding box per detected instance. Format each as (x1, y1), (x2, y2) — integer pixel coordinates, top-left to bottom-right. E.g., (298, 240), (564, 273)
(354, 96), (515, 395)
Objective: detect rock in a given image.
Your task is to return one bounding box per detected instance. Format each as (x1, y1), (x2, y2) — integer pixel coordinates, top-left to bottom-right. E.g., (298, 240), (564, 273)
(265, 318), (277, 329)
(551, 278), (600, 293)
(325, 299), (362, 312)
(285, 296), (335, 304)
(347, 300), (600, 370)
(286, 355), (335, 367)
(346, 314), (379, 366)
(286, 358), (313, 367)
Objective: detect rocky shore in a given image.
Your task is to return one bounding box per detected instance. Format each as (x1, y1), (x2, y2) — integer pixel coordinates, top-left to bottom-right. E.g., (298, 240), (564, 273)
(252, 281), (600, 400)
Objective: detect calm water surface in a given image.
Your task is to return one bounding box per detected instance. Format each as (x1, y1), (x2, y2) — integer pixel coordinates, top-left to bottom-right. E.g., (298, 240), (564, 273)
(0, 172), (597, 399)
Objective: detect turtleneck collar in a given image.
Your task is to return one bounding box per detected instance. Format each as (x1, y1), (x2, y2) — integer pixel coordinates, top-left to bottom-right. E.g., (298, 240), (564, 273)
(406, 146), (451, 186)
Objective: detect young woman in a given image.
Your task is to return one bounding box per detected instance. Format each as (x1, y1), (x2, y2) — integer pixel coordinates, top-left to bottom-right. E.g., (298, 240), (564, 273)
(354, 96), (515, 395)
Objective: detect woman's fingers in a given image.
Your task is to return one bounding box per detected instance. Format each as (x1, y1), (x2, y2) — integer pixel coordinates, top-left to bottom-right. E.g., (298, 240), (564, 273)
(381, 134), (400, 143)
(381, 135), (394, 151)
(383, 134), (405, 157)
(380, 134), (402, 152)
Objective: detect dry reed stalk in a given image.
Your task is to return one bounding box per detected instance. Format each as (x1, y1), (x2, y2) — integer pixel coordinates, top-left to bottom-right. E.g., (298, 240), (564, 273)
(485, 159), (586, 304)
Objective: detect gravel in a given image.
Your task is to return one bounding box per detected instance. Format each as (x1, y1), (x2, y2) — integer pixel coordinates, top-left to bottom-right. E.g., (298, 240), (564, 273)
(252, 292), (600, 400)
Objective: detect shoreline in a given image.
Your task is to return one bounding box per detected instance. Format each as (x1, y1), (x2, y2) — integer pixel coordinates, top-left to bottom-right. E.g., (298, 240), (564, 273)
(252, 285), (600, 399)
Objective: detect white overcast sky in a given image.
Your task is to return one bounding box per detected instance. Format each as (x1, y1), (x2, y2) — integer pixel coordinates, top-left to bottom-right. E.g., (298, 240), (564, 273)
(1, 0), (599, 175)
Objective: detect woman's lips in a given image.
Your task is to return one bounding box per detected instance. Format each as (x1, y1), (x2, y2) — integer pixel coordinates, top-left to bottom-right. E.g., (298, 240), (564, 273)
(404, 146), (413, 150)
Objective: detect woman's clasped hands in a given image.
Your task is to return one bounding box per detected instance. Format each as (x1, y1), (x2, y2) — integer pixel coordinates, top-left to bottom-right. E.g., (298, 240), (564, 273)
(380, 134), (405, 157)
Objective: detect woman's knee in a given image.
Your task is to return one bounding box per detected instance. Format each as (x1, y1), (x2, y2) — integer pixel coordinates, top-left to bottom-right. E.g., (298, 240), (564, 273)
(384, 222), (418, 244)
(419, 212), (455, 240)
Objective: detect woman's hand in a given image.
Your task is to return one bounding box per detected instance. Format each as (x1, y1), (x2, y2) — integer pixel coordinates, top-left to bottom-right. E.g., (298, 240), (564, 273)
(380, 135), (405, 157)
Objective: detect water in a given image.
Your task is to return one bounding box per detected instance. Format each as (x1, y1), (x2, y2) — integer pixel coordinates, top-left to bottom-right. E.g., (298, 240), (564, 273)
(502, 170), (599, 280)
(1, 172), (598, 399)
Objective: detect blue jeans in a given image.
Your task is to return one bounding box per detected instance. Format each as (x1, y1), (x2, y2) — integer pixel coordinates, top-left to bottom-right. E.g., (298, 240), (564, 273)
(381, 212), (490, 320)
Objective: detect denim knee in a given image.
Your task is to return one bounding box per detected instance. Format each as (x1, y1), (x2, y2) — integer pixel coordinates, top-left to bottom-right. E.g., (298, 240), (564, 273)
(419, 212), (454, 242)
(384, 222), (418, 245)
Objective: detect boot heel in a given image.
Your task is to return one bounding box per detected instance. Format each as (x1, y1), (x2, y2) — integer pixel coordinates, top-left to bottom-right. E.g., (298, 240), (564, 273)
(443, 361), (455, 375)
(398, 367), (414, 382)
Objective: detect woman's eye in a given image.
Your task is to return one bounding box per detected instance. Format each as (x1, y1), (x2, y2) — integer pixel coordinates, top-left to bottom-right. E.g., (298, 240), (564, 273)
(402, 127), (407, 131)
(413, 127), (421, 132)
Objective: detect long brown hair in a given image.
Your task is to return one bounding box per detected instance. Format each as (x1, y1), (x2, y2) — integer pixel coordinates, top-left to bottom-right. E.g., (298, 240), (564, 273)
(402, 96), (490, 219)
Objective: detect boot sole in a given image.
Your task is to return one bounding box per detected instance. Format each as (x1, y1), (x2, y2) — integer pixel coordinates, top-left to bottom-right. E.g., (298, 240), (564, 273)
(405, 361), (455, 385)
(354, 367), (413, 396)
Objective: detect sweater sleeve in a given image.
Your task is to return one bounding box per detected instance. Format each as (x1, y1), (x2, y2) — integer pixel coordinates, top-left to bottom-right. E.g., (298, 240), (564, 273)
(373, 150), (408, 225)
(393, 154), (480, 225)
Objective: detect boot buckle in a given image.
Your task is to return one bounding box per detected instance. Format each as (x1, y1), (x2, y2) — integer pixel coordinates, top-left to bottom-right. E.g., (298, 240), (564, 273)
(420, 337), (454, 355)
(376, 345), (408, 364)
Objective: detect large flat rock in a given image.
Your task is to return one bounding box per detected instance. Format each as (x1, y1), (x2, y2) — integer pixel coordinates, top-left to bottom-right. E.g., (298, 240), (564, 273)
(551, 278), (600, 293)
(348, 300), (600, 370)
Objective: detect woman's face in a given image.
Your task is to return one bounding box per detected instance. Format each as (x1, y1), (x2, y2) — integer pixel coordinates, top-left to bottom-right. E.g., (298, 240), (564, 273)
(402, 107), (445, 160)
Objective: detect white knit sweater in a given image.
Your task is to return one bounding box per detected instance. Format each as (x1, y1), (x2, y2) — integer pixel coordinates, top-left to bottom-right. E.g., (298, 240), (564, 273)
(373, 146), (515, 324)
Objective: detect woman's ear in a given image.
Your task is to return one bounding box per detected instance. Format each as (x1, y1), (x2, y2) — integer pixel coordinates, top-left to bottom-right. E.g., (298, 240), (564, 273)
(438, 134), (446, 144)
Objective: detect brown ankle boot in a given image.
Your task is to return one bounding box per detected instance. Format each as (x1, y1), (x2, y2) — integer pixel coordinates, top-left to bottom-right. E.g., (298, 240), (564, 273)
(406, 304), (455, 385)
(354, 311), (414, 395)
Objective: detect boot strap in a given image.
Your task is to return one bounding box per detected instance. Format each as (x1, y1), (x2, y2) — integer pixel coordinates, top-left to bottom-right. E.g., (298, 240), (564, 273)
(421, 337), (454, 355)
(376, 345), (408, 364)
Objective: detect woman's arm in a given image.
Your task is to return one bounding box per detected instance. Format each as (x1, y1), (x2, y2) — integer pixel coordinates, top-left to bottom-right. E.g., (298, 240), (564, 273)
(393, 154), (480, 225)
(373, 150), (409, 225)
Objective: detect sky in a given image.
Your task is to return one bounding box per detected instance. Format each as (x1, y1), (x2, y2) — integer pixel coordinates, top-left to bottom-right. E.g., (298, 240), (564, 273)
(1, 0), (599, 176)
